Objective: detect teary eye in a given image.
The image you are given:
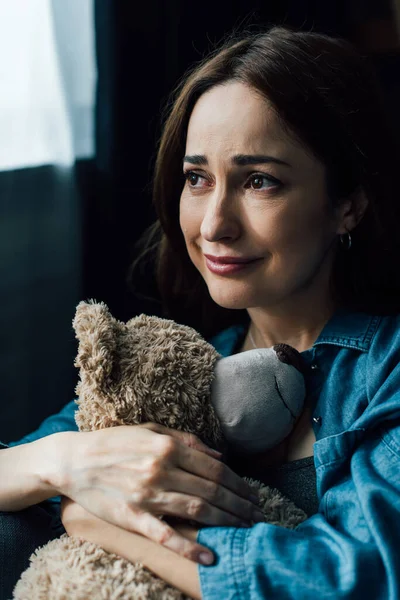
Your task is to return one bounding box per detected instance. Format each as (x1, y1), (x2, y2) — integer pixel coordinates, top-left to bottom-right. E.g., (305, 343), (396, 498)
(183, 170), (209, 188)
(187, 172), (200, 186)
(247, 173), (281, 190)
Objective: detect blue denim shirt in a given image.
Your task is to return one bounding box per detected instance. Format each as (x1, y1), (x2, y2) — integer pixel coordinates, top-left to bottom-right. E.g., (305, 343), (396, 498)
(197, 310), (400, 599)
(4, 310), (400, 598)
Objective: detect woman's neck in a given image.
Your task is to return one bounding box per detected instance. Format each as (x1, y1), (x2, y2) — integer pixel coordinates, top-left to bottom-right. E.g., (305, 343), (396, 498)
(247, 301), (336, 353)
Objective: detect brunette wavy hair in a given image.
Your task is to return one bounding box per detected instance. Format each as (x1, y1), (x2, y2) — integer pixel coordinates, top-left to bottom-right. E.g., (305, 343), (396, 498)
(133, 26), (400, 339)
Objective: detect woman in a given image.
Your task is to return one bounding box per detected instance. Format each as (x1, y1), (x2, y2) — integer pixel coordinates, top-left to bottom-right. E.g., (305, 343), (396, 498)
(2, 26), (400, 599)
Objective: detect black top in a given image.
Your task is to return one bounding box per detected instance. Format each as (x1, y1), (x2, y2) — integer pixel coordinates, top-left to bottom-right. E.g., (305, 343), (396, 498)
(230, 454), (318, 517)
(255, 455), (318, 516)
(227, 329), (318, 517)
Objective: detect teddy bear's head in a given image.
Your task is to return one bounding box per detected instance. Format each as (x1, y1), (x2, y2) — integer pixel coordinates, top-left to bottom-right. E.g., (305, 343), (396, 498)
(73, 301), (223, 450)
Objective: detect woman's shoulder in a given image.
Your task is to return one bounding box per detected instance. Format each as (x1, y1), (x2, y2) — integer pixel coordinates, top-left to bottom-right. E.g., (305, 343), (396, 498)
(352, 312), (400, 432)
(373, 312), (400, 337)
(366, 312), (400, 359)
(317, 309), (400, 356)
(365, 313), (400, 389)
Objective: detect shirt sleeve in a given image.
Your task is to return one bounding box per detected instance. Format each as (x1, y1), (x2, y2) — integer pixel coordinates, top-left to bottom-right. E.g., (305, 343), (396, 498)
(8, 400), (79, 447)
(197, 363), (400, 598)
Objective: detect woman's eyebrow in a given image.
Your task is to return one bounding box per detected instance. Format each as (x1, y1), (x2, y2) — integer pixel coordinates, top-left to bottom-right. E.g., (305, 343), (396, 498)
(183, 154), (208, 165)
(183, 154), (290, 167)
(233, 154), (291, 167)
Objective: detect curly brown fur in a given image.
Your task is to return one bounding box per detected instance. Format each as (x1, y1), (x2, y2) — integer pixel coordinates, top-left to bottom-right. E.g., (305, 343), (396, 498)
(247, 479), (307, 529)
(14, 534), (189, 600)
(74, 301), (223, 450)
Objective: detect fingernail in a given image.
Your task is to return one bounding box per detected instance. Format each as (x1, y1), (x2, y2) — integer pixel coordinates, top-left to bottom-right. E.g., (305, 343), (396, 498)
(209, 450), (222, 459)
(199, 552), (214, 565)
(211, 448), (222, 455)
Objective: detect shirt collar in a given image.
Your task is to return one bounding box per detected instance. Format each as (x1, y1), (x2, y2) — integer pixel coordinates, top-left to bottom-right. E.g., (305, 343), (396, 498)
(313, 310), (381, 352)
(212, 310), (381, 357)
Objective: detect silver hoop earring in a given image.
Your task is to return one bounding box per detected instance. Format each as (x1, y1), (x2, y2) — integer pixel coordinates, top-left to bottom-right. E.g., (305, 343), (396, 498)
(340, 232), (352, 250)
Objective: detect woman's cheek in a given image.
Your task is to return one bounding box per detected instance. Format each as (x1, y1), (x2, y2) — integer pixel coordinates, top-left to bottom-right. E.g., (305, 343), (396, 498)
(179, 196), (194, 238)
(180, 202), (202, 247)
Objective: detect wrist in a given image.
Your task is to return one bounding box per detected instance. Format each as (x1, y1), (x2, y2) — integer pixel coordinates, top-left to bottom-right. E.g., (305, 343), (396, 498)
(0, 432), (76, 511)
(35, 431), (78, 497)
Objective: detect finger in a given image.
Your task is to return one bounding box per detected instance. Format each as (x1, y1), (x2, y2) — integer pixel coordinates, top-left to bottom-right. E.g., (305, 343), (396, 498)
(127, 510), (215, 565)
(153, 490), (256, 527)
(161, 469), (261, 523)
(166, 430), (222, 459)
(176, 442), (255, 502)
(141, 423), (222, 459)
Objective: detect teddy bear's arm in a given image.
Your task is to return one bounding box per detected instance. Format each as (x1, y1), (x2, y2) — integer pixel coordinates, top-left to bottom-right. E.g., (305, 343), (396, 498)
(63, 499), (202, 599)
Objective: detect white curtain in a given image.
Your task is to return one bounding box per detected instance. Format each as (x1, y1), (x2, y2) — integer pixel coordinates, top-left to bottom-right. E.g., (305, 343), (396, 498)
(0, 0), (96, 171)
(0, 0), (95, 442)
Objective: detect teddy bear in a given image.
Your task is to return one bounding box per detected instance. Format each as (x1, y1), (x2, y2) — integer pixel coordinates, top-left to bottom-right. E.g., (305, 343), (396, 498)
(13, 300), (308, 600)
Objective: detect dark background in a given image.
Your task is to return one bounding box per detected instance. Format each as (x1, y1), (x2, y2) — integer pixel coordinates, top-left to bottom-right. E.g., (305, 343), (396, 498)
(1, 0), (399, 442)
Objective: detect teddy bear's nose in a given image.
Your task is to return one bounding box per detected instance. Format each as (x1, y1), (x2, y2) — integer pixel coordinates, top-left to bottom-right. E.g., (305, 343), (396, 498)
(272, 343), (306, 375)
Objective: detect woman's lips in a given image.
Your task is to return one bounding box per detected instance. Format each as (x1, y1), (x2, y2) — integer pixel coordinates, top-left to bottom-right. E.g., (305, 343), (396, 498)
(204, 255), (262, 275)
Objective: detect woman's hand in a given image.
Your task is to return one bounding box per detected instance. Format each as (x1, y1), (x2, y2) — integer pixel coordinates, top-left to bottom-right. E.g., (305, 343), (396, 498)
(61, 498), (200, 543)
(51, 424), (262, 563)
(61, 497), (202, 598)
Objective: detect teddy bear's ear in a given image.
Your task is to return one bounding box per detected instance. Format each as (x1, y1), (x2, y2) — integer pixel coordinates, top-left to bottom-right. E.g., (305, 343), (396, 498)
(73, 300), (120, 396)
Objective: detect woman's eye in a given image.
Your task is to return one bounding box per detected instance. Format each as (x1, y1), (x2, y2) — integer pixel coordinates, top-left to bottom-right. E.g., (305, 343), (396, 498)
(184, 171), (207, 188)
(183, 170), (280, 191)
(248, 174), (280, 190)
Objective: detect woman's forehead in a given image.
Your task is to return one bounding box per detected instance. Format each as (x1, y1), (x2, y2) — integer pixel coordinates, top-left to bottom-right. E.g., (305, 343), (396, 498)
(186, 83), (279, 146)
(184, 82), (317, 172)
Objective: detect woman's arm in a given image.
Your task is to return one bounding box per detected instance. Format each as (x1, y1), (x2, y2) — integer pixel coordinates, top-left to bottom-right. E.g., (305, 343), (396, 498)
(62, 498), (202, 599)
(0, 431), (72, 511)
(2, 413), (258, 564)
(0, 400), (79, 509)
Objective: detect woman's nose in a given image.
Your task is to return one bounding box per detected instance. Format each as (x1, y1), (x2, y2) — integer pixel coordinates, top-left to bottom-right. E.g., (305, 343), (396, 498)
(200, 188), (241, 242)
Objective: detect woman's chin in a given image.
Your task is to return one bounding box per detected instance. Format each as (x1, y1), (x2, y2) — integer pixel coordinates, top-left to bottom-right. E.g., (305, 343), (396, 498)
(208, 288), (254, 311)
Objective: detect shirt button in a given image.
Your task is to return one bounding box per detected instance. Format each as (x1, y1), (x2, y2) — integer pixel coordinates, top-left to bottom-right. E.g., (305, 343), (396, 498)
(313, 416), (322, 425)
(311, 363), (318, 370)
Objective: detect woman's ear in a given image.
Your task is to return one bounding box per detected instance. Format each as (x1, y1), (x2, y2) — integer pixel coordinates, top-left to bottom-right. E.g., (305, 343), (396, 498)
(337, 187), (368, 234)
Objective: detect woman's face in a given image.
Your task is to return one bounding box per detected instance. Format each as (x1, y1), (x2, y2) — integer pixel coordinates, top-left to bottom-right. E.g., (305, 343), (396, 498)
(179, 82), (348, 312)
